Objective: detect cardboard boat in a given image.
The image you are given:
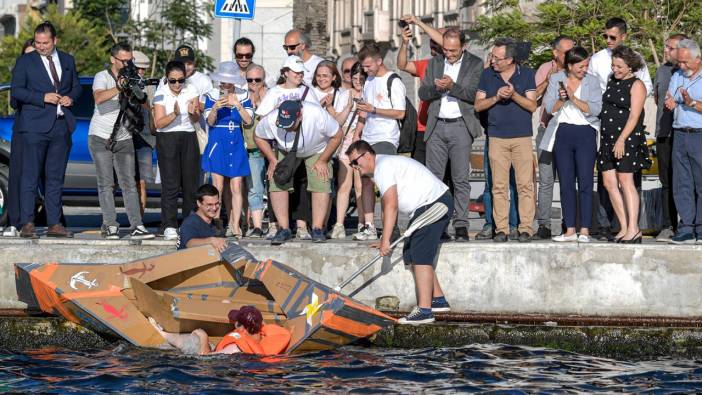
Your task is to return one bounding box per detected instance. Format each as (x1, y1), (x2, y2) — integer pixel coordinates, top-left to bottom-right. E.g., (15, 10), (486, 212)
(15, 244), (396, 353)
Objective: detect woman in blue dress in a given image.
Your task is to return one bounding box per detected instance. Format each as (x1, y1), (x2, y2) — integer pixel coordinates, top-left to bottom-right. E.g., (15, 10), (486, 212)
(203, 61), (253, 238)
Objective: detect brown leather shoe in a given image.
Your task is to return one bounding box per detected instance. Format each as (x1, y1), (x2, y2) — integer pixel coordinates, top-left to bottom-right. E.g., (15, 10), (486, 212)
(46, 223), (73, 238)
(20, 223), (38, 239)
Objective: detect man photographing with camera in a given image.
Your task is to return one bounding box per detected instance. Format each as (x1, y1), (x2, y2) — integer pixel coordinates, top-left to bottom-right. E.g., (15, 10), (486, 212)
(88, 42), (154, 240)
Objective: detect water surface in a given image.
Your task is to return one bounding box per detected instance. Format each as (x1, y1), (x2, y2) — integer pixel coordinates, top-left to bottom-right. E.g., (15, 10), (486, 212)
(1, 343), (701, 393)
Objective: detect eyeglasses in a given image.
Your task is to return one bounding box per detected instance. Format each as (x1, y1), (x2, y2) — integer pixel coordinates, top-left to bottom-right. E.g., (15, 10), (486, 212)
(665, 45), (677, 51)
(114, 57), (132, 64)
(349, 152), (367, 167)
(168, 78), (186, 84)
(283, 43), (301, 51)
(246, 78), (262, 83)
(236, 53), (253, 59)
(343, 69), (352, 74)
(602, 34), (619, 41)
(491, 55), (509, 62)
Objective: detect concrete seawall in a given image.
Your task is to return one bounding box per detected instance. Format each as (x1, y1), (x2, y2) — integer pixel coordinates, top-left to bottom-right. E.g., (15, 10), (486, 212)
(1, 238), (701, 318)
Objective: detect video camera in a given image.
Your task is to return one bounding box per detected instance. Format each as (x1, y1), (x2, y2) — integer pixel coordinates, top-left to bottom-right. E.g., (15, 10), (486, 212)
(118, 59), (160, 104)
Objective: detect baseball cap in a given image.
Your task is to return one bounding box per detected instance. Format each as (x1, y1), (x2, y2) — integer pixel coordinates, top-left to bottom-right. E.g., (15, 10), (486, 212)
(132, 50), (150, 69)
(276, 100), (302, 128)
(228, 306), (263, 334)
(174, 45), (195, 63)
(282, 55), (304, 73)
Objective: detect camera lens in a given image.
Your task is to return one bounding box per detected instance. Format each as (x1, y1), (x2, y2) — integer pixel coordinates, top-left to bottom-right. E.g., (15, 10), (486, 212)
(398, 20), (408, 28)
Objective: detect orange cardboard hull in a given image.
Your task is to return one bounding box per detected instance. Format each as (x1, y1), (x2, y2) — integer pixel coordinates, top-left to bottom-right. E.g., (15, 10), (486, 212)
(15, 245), (396, 353)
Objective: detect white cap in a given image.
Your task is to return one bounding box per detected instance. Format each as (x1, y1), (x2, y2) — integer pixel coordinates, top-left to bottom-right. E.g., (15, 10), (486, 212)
(132, 50), (150, 69)
(282, 55), (304, 73)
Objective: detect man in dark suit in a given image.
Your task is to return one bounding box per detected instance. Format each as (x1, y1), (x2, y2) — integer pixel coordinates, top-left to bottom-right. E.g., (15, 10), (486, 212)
(418, 28), (483, 242)
(10, 21), (81, 238)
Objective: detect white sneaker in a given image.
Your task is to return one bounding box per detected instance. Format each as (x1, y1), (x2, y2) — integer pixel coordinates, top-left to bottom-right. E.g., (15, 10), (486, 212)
(296, 226), (311, 240)
(2, 226), (18, 237)
(329, 223), (346, 239)
(265, 223), (278, 240)
(577, 234), (591, 243)
(163, 227), (178, 241)
(552, 233), (578, 242)
(353, 223), (378, 241)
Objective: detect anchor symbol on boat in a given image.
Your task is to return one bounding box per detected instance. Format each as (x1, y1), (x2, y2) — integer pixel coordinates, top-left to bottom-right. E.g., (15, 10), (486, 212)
(69, 271), (99, 290)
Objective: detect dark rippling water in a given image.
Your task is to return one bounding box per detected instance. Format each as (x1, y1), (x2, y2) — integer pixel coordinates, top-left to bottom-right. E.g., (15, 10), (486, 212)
(1, 343), (701, 393)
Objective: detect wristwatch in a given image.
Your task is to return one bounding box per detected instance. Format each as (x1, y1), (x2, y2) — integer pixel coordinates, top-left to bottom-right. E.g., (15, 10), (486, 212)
(691, 100), (698, 108)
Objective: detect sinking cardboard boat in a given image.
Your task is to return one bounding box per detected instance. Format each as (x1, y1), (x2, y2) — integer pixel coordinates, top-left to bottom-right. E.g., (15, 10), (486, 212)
(15, 244), (396, 353)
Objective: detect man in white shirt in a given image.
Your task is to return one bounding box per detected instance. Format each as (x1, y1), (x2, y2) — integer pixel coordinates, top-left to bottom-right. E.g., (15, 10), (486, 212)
(283, 29), (323, 86)
(588, 18), (653, 95)
(255, 100), (343, 245)
(353, 43), (407, 241)
(587, 17), (653, 241)
(346, 140), (454, 325)
(418, 28), (483, 242)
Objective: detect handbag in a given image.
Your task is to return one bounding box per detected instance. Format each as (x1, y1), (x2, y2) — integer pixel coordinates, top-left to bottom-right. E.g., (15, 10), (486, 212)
(273, 124), (302, 186)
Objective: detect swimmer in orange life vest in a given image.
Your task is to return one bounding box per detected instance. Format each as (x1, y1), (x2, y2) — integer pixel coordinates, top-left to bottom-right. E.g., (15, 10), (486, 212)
(148, 306), (291, 355)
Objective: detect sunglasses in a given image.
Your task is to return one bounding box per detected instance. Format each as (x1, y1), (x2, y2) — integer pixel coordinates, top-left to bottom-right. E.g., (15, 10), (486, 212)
(236, 53), (253, 59)
(349, 152), (367, 167)
(168, 78), (186, 84)
(246, 78), (263, 83)
(343, 69), (352, 74)
(602, 34), (619, 41)
(283, 43), (301, 51)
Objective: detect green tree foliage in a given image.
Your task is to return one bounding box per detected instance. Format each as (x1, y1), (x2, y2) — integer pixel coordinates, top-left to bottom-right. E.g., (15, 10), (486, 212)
(473, 0), (702, 73)
(73, 0), (128, 42)
(0, 5), (110, 115)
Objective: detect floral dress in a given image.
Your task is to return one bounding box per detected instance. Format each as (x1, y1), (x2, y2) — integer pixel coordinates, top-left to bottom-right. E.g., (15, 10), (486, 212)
(597, 76), (651, 173)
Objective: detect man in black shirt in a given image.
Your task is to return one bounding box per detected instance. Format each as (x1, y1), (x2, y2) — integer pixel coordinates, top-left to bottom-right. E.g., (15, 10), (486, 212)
(177, 184), (227, 252)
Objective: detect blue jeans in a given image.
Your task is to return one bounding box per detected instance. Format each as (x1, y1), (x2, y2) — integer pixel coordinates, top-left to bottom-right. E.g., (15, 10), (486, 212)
(672, 129), (702, 236)
(246, 152), (266, 211)
(483, 138), (518, 230)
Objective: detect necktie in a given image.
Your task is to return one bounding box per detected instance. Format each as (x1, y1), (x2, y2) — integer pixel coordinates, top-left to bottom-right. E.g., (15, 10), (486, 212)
(47, 54), (60, 91)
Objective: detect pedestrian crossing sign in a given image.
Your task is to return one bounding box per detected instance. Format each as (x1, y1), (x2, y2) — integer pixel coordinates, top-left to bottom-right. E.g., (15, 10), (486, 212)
(214, 0), (256, 20)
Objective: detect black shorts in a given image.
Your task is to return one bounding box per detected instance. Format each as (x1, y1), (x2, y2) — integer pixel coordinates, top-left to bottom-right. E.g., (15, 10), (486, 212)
(402, 191), (454, 266)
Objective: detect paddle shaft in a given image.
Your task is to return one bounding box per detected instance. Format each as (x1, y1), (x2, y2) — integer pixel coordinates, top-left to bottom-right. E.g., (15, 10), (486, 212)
(334, 235), (407, 291)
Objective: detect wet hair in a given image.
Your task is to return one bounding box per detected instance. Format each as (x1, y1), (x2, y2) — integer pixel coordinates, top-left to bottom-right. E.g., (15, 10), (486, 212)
(34, 21), (56, 38)
(678, 39), (701, 60)
(312, 60), (342, 90)
(443, 28), (466, 46)
(164, 60), (186, 81)
(195, 184), (220, 202)
(228, 306), (263, 334)
(493, 37), (517, 62)
(611, 45), (644, 72)
(21, 39), (34, 54)
(234, 37), (255, 55)
(110, 42), (132, 57)
(358, 42), (382, 61)
(552, 35), (574, 50)
(345, 140), (375, 157)
(564, 46), (590, 72)
(605, 17), (627, 34)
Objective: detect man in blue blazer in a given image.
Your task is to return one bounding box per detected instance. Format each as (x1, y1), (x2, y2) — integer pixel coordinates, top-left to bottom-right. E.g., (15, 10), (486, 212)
(11, 21), (81, 238)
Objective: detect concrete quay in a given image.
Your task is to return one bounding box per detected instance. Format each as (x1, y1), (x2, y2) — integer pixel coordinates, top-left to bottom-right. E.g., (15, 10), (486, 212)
(1, 238), (701, 319)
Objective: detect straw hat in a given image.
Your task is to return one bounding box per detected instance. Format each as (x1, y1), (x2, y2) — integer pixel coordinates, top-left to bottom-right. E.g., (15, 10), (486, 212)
(211, 61), (245, 85)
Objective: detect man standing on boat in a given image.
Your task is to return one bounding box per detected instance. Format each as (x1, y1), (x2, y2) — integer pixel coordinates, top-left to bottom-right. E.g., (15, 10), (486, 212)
(345, 140), (454, 325)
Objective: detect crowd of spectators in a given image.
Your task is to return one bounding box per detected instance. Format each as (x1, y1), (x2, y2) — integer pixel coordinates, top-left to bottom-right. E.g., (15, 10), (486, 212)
(4, 17), (702, 247)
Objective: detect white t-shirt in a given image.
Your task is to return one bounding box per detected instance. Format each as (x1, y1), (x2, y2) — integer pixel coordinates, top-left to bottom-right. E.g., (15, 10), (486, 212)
(255, 102), (340, 157)
(89, 70), (130, 141)
(373, 155), (448, 217)
(303, 54), (324, 86)
(153, 84), (200, 133)
(157, 70), (213, 101)
(255, 85), (319, 117)
(588, 48), (653, 96)
(313, 87), (349, 113)
(362, 72), (406, 146)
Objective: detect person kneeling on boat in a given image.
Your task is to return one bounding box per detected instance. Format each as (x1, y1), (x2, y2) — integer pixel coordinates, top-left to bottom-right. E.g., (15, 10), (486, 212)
(149, 306), (291, 355)
(177, 184), (228, 252)
(346, 140), (454, 325)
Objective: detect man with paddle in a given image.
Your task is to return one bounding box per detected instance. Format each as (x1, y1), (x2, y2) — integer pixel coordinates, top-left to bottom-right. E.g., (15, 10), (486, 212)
(344, 140), (454, 325)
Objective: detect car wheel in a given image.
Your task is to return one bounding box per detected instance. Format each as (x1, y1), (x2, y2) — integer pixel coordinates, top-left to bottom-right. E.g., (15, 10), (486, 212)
(0, 165), (9, 227)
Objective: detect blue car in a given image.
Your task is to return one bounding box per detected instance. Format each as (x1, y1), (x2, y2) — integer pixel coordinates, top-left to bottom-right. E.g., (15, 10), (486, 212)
(0, 76), (160, 226)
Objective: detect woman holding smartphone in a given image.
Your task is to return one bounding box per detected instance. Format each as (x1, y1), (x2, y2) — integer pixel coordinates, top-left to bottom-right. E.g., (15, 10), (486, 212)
(153, 61), (203, 240)
(201, 61), (254, 239)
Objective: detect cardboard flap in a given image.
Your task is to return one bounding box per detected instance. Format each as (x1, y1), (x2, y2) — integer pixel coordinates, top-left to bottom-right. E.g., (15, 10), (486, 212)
(120, 245), (221, 284)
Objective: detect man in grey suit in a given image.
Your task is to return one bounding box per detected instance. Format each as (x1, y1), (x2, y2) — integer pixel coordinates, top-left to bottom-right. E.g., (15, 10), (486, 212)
(418, 28), (483, 241)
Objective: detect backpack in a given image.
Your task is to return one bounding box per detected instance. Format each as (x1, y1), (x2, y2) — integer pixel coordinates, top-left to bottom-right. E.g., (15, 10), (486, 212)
(386, 73), (418, 153)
